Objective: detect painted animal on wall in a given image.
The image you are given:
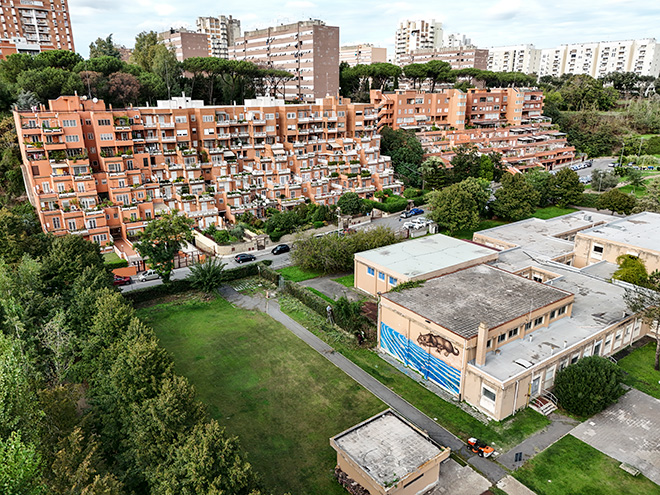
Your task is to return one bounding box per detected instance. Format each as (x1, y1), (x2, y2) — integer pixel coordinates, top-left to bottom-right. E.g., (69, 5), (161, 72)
(417, 333), (460, 357)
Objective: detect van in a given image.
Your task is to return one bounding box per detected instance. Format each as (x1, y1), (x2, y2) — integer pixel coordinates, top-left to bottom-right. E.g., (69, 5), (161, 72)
(138, 269), (160, 282)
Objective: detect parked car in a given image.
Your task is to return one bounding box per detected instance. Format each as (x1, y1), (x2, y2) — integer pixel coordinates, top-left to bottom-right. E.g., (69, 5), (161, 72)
(400, 207), (424, 218)
(137, 269), (159, 282)
(608, 162), (618, 167)
(403, 221), (424, 230)
(271, 244), (290, 255)
(579, 176), (592, 184)
(585, 160), (593, 167)
(113, 275), (132, 286)
(234, 253), (256, 264)
(412, 216), (432, 227)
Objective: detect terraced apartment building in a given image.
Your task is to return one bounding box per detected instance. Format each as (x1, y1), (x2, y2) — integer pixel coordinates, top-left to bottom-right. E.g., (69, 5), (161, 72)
(14, 94), (397, 257)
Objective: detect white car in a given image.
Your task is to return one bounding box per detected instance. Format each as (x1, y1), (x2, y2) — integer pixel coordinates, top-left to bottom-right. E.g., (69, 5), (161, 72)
(138, 269), (160, 282)
(413, 216), (432, 226)
(403, 221), (424, 230)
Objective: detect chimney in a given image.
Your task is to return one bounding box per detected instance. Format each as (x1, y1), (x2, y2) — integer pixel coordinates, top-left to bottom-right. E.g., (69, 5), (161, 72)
(475, 321), (489, 367)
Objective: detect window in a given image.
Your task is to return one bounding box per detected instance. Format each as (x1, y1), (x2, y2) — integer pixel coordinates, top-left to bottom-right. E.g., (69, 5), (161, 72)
(497, 333), (506, 343)
(202, 115), (214, 122)
(67, 219), (76, 230)
(175, 116), (187, 123)
(525, 321), (532, 331)
(486, 339), (492, 348)
(557, 305), (567, 316)
(62, 119), (77, 127)
(65, 134), (79, 142)
(367, 267), (374, 276)
(97, 119), (111, 126)
(508, 327), (519, 338)
(571, 352), (580, 364)
(593, 244), (603, 254)
(550, 310), (556, 319)
(534, 316), (544, 327)
(52, 217), (61, 229)
(378, 272), (385, 281)
(389, 276), (397, 286)
(100, 133), (113, 141)
(482, 386), (496, 402)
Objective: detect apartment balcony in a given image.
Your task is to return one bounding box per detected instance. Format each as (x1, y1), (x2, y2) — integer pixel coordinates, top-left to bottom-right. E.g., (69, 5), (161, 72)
(161, 136), (176, 142)
(42, 126), (63, 134)
(159, 122), (175, 128)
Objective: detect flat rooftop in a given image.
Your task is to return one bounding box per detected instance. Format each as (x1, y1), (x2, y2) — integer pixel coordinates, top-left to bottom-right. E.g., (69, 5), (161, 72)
(475, 259), (630, 381)
(332, 410), (444, 487)
(384, 264), (572, 339)
(577, 212), (660, 254)
(475, 212), (615, 259)
(354, 234), (496, 278)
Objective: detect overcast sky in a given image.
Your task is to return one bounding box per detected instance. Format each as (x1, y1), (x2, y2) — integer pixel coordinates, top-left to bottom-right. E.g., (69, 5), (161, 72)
(69, 0), (660, 58)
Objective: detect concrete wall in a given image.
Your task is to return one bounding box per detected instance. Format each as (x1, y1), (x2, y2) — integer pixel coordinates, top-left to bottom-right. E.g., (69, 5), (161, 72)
(573, 233), (660, 272)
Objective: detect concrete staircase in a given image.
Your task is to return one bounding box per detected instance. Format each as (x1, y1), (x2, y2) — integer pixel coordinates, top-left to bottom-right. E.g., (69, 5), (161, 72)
(530, 392), (558, 416)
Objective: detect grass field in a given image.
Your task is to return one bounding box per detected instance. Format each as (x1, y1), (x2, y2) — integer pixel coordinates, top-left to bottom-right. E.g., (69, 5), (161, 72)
(530, 206), (578, 219)
(139, 296), (384, 495)
(514, 435), (660, 495)
(332, 274), (355, 288)
(277, 265), (323, 282)
(102, 251), (122, 264)
(278, 295), (550, 451)
(618, 342), (660, 400)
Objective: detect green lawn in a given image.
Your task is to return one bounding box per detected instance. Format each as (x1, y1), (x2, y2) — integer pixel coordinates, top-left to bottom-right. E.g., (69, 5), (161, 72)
(618, 342), (660, 399)
(307, 287), (335, 304)
(277, 265), (324, 282)
(514, 435), (660, 495)
(278, 296), (550, 451)
(447, 219), (509, 240)
(139, 296), (384, 495)
(530, 206), (578, 220)
(103, 252), (122, 264)
(332, 274), (355, 288)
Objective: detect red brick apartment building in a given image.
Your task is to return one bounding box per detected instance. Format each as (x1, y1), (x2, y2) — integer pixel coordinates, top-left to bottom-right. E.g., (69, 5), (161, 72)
(0, 0), (74, 58)
(13, 95), (397, 256)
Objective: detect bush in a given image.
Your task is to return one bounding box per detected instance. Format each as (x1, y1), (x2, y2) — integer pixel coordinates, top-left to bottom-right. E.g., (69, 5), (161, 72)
(313, 221), (324, 229)
(554, 356), (625, 417)
(282, 279), (327, 317)
(363, 197), (408, 213)
(104, 257), (129, 270)
(188, 258), (227, 294)
(575, 192), (600, 208)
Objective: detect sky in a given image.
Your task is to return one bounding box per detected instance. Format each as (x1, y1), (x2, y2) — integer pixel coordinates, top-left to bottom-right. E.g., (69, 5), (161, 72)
(69, 0), (660, 58)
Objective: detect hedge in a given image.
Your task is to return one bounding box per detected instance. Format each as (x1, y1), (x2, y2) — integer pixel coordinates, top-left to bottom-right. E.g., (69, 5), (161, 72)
(363, 198), (408, 213)
(104, 257), (129, 270)
(282, 279), (328, 317)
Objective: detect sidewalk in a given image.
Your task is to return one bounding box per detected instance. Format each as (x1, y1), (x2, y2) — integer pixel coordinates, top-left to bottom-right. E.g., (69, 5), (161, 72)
(217, 285), (508, 483)
(497, 412), (579, 471)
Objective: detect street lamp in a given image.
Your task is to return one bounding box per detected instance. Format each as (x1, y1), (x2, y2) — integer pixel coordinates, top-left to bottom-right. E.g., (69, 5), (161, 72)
(619, 140), (625, 166)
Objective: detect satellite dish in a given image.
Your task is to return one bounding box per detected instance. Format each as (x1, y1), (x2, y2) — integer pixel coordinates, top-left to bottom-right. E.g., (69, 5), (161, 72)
(92, 97), (98, 103)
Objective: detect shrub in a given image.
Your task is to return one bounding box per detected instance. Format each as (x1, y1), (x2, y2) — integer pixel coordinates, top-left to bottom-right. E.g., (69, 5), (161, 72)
(188, 258), (227, 294)
(313, 221), (324, 229)
(104, 257), (129, 270)
(553, 356), (625, 417)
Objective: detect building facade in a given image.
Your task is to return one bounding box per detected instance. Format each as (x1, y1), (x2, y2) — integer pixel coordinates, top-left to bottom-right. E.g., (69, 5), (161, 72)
(538, 38), (660, 78)
(231, 20), (339, 102)
(445, 33), (472, 48)
(196, 15), (241, 59)
(14, 94), (398, 258)
(397, 47), (488, 70)
(487, 44), (541, 74)
(0, 0), (74, 59)
(339, 44), (387, 67)
(371, 212), (651, 421)
(394, 19), (443, 65)
(159, 29), (209, 62)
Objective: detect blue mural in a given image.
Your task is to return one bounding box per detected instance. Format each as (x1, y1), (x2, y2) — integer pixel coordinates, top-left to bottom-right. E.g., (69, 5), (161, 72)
(380, 323), (461, 395)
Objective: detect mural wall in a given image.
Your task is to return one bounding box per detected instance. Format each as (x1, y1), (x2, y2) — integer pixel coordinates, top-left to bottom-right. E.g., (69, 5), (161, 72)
(380, 322), (461, 395)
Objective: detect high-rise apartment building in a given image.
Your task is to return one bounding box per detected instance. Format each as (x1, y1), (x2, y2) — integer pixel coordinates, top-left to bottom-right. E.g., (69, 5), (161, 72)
(487, 44), (541, 74)
(196, 15), (241, 58)
(445, 33), (472, 49)
(340, 44), (387, 67)
(159, 28), (209, 62)
(538, 38), (660, 78)
(231, 20), (339, 102)
(14, 94), (395, 257)
(394, 19), (443, 65)
(0, 0), (74, 59)
(397, 47), (488, 70)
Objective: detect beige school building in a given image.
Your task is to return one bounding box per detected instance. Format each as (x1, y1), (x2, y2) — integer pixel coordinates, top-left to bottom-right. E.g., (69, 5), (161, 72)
(370, 212), (655, 421)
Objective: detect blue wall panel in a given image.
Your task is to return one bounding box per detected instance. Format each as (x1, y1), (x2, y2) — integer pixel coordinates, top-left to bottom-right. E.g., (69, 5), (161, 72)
(380, 322), (461, 395)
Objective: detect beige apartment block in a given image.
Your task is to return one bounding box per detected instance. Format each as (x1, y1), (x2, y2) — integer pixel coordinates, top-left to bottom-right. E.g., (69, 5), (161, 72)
(331, 409), (450, 495)
(196, 15), (240, 58)
(354, 234), (497, 297)
(231, 20), (339, 102)
(397, 47), (488, 70)
(367, 211), (651, 420)
(394, 19), (443, 65)
(0, 0), (74, 58)
(487, 44), (541, 74)
(14, 94), (399, 259)
(159, 28), (209, 62)
(340, 44), (387, 67)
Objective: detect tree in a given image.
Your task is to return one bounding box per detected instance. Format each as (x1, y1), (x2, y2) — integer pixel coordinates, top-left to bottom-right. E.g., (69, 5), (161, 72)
(449, 145), (483, 183)
(524, 169), (553, 207)
(549, 168), (584, 207)
(613, 254), (649, 287)
(596, 189), (636, 215)
(403, 63), (428, 90)
(16, 68), (83, 103)
(633, 177), (660, 213)
(12, 90), (40, 111)
(591, 169), (620, 191)
(107, 72), (140, 107)
(0, 431), (44, 495)
(626, 167), (645, 194)
(492, 173), (540, 221)
(188, 258), (227, 294)
(151, 44), (180, 99)
(73, 57), (124, 77)
(134, 212), (194, 283)
(88, 35), (121, 59)
(379, 127), (424, 187)
(624, 285), (660, 371)
(553, 356), (624, 417)
(131, 31), (160, 70)
(337, 192), (364, 216)
(41, 235), (105, 294)
(34, 50), (84, 71)
(427, 182), (480, 234)
(425, 60), (454, 92)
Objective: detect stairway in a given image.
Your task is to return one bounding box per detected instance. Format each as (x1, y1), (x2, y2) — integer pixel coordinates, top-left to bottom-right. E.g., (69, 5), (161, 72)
(530, 393), (558, 416)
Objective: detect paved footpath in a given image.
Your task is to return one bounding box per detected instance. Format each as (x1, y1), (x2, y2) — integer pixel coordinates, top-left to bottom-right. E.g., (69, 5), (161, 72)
(217, 285), (508, 483)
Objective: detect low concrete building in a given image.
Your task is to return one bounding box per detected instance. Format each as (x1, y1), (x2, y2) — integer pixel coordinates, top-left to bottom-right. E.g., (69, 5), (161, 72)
(331, 409), (450, 495)
(573, 212), (660, 272)
(354, 234), (497, 296)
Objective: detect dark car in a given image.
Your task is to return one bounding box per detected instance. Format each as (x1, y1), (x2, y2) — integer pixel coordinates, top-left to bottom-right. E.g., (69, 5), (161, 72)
(235, 253), (256, 264)
(400, 207), (424, 218)
(271, 244), (290, 255)
(113, 275), (132, 286)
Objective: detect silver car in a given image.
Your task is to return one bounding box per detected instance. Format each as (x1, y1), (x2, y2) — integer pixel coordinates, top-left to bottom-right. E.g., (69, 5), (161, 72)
(138, 269), (160, 282)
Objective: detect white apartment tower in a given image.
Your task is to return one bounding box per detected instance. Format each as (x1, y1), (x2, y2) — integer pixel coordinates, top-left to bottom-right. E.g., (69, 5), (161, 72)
(487, 44), (541, 74)
(445, 33), (472, 49)
(394, 19), (443, 65)
(196, 15), (241, 58)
